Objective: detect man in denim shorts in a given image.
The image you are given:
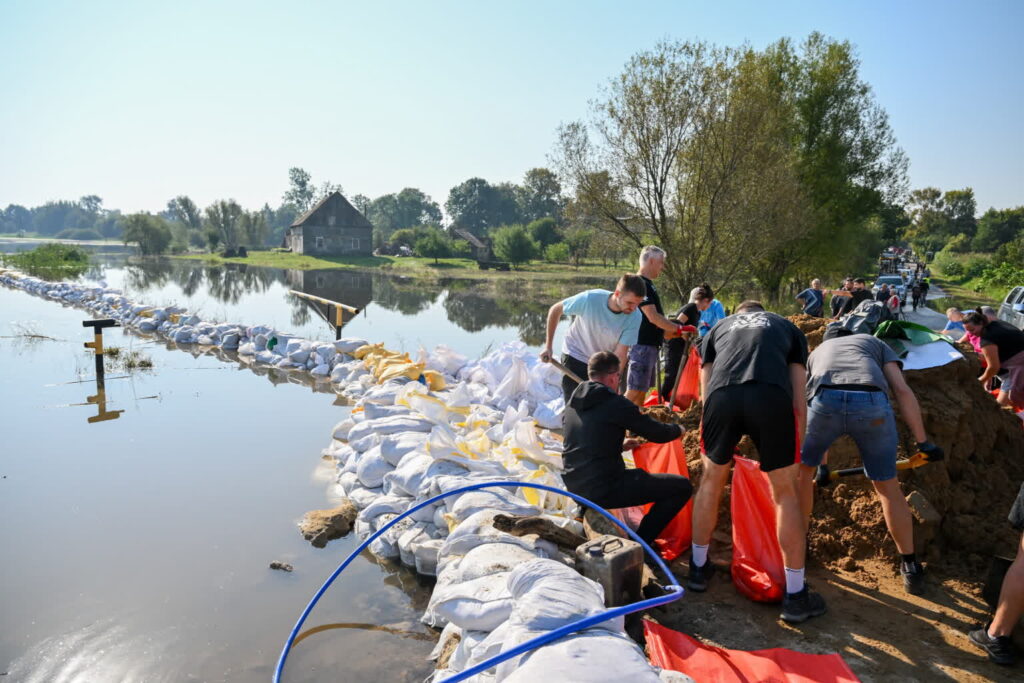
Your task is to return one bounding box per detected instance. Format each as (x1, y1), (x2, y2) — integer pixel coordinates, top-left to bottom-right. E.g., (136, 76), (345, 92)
(797, 326), (943, 595)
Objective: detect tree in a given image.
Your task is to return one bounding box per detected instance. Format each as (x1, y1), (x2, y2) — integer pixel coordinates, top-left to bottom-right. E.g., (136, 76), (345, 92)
(943, 188), (977, 239)
(283, 167), (315, 213)
(527, 217), (561, 247)
(491, 224), (538, 269)
(204, 199), (244, 250)
(367, 188), (443, 244)
(3, 204), (31, 233)
(564, 227), (592, 268)
(974, 207), (1024, 252)
(122, 214), (173, 255)
(445, 178), (522, 237)
(79, 195), (103, 216)
(351, 193), (372, 216)
(544, 242), (570, 263)
(315, 180), (344, 203)
(239, 210), (268, 247)
(165, 195), (202, 230)
(414, 227), (452, 263)
(517, 167), (564, 222)
(905, 187), (950, 254)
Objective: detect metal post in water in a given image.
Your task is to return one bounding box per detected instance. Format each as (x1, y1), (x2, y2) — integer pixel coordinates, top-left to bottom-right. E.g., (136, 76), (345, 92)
(82, 319), (123, 423)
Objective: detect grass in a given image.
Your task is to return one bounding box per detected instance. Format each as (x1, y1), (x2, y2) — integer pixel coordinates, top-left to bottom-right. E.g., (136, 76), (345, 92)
(173, 249), (629, 280)
(928, 254), (1003, 309)
(1, 243), (91, 279)
(103, 346), (154, 371)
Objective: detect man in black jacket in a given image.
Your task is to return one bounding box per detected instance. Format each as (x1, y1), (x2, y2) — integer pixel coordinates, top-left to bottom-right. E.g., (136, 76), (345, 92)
(562, 351), (692, 546)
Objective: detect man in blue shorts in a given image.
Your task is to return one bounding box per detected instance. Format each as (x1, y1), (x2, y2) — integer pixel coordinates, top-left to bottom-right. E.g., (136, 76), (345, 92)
(797, 326), (943, 595)
(541, 273), (645, 404)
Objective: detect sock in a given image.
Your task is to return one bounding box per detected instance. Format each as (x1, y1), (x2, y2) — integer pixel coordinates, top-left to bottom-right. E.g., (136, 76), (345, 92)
(900, 553), (917, 569)
(691, 543), (709, 568)
(784, 566), (805, 595)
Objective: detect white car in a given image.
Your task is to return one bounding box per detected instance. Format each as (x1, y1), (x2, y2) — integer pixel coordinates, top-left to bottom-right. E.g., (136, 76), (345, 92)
(999, 286), (1024, 330)
(872, 275), (907, 302)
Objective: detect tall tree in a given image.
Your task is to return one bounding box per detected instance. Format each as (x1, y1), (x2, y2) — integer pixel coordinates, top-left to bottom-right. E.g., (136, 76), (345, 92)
(239, 210), (268, 247)
(517, 168), (564, 222)
(3, 204), (31, 233)
(943, 188), (977, 239)
(974, 207), (1024, 252)
(204, 199), (244, 250)
(905, 187), (950, 253)
(165, 195), (202, 230)
(79, 195), (103, 216)
(283, 167), (315, 213)
(122, 214), (172, 255)
(445, 178), (522, 237)
(367, 187), (443, 244)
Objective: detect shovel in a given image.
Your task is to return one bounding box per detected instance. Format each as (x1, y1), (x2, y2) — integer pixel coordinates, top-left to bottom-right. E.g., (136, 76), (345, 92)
(814, 450), (943, 487)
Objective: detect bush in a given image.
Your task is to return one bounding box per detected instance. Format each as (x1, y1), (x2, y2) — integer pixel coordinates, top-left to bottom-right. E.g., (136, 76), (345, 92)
(980, 262), (1024, 289)
(527, 217), (561, 247)
(941, 233), (971, 253)
(414, 227), (453, 263)
(491, 224), (539, 268)
(1, 243), (90, 278)
(544, 242), (570, 263)
(963, 255), (991, 279)
(56, 228), (103, 241)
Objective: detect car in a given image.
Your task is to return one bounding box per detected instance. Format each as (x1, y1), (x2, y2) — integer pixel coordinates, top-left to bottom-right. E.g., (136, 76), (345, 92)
(998, 286), (1024, 330)
(872, 274), (907, 301)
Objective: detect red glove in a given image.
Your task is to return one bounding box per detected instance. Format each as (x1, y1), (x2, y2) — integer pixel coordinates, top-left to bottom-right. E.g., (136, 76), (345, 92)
(678, 325), (698, 334)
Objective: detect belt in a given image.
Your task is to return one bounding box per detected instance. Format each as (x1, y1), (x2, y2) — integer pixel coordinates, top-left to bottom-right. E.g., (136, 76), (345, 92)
(821, 384), (881, 393)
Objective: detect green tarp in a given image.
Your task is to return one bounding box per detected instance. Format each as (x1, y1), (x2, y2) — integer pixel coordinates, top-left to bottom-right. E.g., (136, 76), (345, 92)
(874, 320), (954, 357)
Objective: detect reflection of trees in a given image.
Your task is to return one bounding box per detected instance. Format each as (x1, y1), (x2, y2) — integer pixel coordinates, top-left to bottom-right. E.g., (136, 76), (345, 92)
(371, 273), (440, 315)
(441, 281), (551, 345)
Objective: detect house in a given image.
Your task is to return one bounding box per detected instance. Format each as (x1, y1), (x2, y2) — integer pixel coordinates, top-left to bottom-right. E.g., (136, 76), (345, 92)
(453, 228), (491, 261)
(284, 191), (373, 256)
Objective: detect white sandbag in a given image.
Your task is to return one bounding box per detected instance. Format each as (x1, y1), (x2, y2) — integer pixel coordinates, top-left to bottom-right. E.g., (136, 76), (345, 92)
(334, 338), (368, 354)
(348, 484), (383, 510)
(398, 523), (432, 568)
(407, 498), (440, 523)
(414, 538), (443, 577)
(379, 432), (429, 466)
(441, 510), (550, 559)
(386, 455), (467, 498)
(500, 629), (659, 683)
(337, 471), (360, 495)
(348, 431), (382, 453)
(356, 445), (394, 488)
(357, 494), (414, 526)
(506, 559), (617, 632)
(452, 543), (542, 582)
(426, 427), (510, 475)
(424, 571), (513, 631)
(429, 622), (462, 662)
(363, 402), (410, 421)
(347, 415), (434, 444)
(310, 362), (330, 376)
(448, 489), (539, 526)
(361, 380), (409, 406)
(533, 397), (564, 430)
(430, 344), (469, 376)
(370, 516), (413, 560)
(448, 627), (491, 673)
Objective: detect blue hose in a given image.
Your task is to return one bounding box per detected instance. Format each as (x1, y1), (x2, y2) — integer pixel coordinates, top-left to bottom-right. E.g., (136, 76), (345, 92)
(274, 481), (685, 683)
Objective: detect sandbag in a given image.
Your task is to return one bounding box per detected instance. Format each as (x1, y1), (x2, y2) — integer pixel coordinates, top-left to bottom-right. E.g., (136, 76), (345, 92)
(448, 489), (539, 526)
(362, 402), (410, 420)
(356, 445), (395, 488)
(672, 344), (701, 410)
(357, 494), (414, 525)
(441, 510), (551, 560)
(379, 431), (429, 466)
(335, 338), (368, 354)
(506, 558), (618, 632)
(731, 455), (785, 603)
(499, 628), (658, 682)
(632, 439), (692, 560)
(644, 620), (856, 683)
(451, 543), (542, 582)
(347, 414), (434, 444)
(423, 571), (514, 631)
(414, 538), (443, 576)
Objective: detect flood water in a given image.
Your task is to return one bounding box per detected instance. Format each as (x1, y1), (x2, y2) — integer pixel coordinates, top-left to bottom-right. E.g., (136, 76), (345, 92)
(0, 254), (611, 682)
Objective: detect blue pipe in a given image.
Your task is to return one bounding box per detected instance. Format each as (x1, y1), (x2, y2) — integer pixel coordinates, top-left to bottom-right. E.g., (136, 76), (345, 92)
(274, 481), (685, 683)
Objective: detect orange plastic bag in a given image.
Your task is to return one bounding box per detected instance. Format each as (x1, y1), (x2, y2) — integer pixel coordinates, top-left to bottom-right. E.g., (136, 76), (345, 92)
(645, 620), (860, 683)
(632, 439), (692, 560)
(671, 345), (701, 410)
(731, 455), (785, 603)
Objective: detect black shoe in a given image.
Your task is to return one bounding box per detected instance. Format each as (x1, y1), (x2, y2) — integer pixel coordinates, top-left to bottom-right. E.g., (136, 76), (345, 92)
(687, 560), (715, 592)
(781, 586), (828, 623)
(902, 560), (926, 596)
(969, 626), (1015, 665)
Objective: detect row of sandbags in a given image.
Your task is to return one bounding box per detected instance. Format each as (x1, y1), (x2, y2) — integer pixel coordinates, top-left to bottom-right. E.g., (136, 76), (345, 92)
(326, 360), (688, 681)
(0, 270), (567, 426)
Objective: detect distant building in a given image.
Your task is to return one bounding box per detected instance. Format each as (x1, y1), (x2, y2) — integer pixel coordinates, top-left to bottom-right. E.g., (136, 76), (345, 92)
(284, 191), (373, 256)
(453, 228), (491, 261)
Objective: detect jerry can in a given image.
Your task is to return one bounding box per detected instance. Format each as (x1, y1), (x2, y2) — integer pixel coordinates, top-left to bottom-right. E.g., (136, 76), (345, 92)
(575, 534), (643, 607)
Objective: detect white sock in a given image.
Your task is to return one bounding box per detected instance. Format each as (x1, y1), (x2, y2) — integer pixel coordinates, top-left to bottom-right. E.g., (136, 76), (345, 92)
(785, 567), (805, 594)
(691, 543), (709, 568)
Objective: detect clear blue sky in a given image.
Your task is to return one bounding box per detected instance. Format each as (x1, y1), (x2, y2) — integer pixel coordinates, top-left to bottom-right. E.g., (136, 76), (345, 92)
(1, 0), (1021, 217)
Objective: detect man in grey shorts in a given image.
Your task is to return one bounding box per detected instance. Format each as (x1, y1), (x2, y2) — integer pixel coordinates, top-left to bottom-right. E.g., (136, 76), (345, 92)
(797, 326), (943, 595)
(624, 246), (685, 406)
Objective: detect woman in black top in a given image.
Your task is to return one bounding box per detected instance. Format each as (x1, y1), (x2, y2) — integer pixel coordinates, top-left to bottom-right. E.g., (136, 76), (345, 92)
(963, 309), (1024, 410)
(661, 283), (713, 401)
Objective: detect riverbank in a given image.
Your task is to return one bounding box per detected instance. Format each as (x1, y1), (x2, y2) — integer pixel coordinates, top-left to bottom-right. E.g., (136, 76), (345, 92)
(174, 250), (632, 281)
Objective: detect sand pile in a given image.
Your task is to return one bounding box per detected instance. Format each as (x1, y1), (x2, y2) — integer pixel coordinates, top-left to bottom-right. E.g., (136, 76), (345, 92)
(680, 315), (1024, 572)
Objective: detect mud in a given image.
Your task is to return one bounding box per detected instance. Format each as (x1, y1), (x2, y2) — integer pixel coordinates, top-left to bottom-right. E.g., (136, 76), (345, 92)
(299, 501), (358, 548)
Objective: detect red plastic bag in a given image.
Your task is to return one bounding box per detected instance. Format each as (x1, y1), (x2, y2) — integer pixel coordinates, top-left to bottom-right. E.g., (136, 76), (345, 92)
(632, 439), (692, 560)
(731, 455), (785, 603)
(672, 345), (701, 410)
(645, 620), (860, 683)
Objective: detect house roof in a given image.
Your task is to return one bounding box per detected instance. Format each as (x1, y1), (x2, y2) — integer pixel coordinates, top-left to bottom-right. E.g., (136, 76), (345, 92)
(453, 229), (487, 249)
(290, 191), (372, 229)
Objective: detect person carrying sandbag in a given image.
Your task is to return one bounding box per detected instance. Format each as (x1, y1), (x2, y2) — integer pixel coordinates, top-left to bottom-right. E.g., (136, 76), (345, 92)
(796, 326), (943, 596)
(687, 301), (824, 623)
(561, 351), (692, 548)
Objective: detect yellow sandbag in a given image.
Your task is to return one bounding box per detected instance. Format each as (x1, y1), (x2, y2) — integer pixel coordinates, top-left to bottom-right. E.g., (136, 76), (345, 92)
(351, 343), (384, 360)
(373, 353), (412, 378)
(423, 370), (446, 391)
(378, 361), (425, 383)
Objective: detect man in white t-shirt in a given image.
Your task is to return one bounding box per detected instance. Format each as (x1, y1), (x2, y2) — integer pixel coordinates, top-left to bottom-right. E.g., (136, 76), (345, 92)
(541, 273), (645, 403)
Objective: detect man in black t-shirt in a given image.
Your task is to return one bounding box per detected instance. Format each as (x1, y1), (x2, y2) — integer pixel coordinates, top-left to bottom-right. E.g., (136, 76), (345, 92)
(835, 278), (873, 316)
(661, 284), (713, 400)
(625, 246), (685, 406)
(687, 301), (826, 624)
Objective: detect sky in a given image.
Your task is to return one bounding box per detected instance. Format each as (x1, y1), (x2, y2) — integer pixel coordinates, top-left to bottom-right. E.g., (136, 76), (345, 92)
(1, 0), (1021, 217)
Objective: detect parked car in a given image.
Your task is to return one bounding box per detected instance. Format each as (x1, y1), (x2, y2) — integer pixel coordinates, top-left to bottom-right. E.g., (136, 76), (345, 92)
(873, 274), (907, 302)
(998, 286), (1024, 330)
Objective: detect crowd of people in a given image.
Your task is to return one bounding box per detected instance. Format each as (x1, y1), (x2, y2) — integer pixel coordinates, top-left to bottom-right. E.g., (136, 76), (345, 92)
(541, 245), (1023, 665)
